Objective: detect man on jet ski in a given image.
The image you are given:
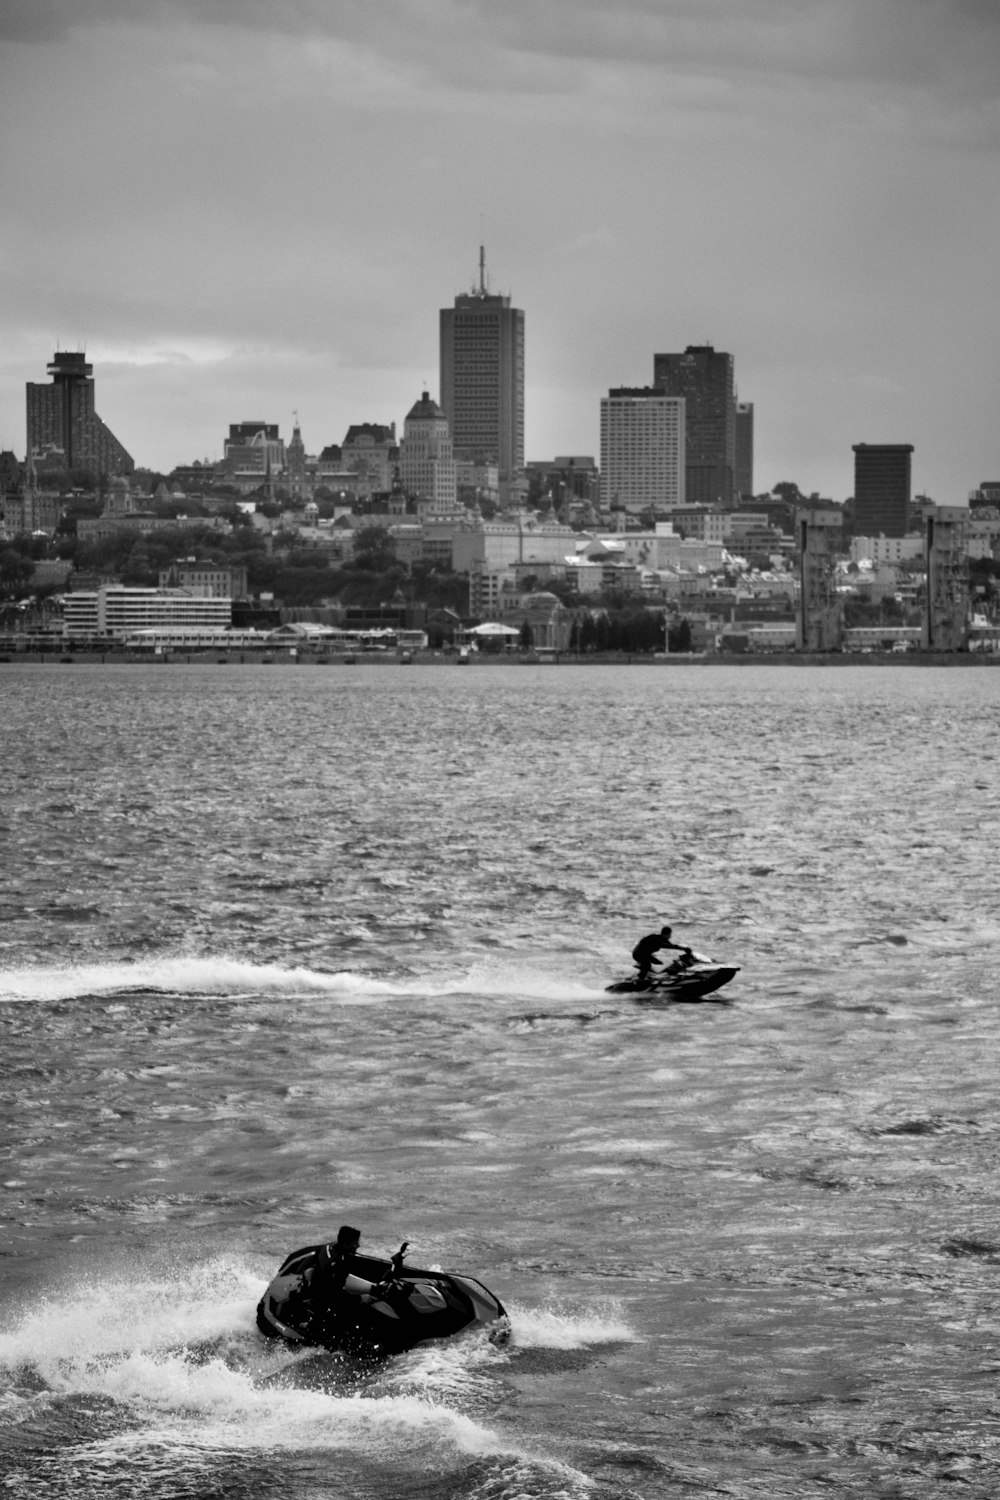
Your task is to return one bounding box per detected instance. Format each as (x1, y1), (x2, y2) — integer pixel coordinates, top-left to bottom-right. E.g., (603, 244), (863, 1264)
(631, 925), (694, 980)
(304, 1224), (362, 1337)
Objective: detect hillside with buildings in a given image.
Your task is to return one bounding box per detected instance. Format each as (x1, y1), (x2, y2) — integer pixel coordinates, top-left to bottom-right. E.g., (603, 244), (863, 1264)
(3, 274), (999, 656)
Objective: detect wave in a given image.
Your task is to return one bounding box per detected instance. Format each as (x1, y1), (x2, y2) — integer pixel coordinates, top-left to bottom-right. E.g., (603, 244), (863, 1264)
(505, 1302), (636, 1349)
(0, 955), (610, 1007)
(0, 1256), (501, 1460)
(0, 1256), (623, 1490)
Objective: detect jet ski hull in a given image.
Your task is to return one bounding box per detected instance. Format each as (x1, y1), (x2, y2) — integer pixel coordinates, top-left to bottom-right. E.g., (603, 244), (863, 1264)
(256, 1244), (509, 1358)
(606, 964), (739, 1000)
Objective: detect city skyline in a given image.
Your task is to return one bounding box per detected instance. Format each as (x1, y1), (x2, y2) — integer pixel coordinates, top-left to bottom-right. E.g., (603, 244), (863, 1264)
(1, 1), (998, 502)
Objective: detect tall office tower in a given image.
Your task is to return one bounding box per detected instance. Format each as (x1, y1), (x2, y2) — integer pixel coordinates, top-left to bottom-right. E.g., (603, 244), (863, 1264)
(796, 508), (844, 651)
(439, 248), (524, 504)
(652, 345), (735, 505)
(599, 387), (685, 517)
(26, 350), (134, 475)
(398, 391), (457, 511)
(735, 401), (754, 499)
(852, 444), (914, 538)
(924, 507), (970, 651)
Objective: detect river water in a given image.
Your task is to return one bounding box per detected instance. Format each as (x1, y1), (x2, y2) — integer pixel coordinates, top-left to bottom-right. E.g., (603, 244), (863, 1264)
(2, 661), (1000, 1499)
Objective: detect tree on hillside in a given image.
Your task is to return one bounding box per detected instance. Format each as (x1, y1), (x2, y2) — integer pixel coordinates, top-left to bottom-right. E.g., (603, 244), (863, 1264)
(352, 526), (398, 572)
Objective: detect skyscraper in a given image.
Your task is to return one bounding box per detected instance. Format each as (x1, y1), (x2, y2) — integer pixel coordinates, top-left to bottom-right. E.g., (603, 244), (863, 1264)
(735, 401), (754, 500)
(852, 444), (914, 538)
(439, 248), (524, 503)
(652, 345), (735, 505)
(26, 350), (134, 475)
(599, 387), (685, 517)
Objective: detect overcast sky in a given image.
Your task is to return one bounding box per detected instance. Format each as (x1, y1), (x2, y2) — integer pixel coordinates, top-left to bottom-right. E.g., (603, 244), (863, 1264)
(1, 0), (997, 501)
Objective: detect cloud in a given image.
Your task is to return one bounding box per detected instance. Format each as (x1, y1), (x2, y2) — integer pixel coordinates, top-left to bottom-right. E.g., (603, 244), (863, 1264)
(1, 0), (998, 497)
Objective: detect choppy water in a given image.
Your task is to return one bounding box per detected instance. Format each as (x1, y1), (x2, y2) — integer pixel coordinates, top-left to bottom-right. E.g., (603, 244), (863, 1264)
(3, 661), (1000, 1499)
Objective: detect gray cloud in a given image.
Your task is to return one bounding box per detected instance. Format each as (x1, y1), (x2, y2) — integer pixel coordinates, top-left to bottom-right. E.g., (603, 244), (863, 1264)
(1, 0), (998, 497)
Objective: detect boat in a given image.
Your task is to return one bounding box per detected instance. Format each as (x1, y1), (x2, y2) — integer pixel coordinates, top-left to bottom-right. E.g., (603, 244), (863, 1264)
(606, 959), (739, 1000)
(256, 1240), (510, 1357)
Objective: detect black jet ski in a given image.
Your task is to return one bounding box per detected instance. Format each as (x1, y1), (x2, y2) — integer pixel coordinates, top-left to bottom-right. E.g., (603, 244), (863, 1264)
(606, 958), (739, 1000)
(256, 1240), (509, 1358)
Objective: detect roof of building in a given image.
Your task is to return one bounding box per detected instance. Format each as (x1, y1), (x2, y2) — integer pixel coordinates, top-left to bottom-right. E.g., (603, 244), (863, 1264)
(405, 392), (444, 422)
(343, 424), (395, 446)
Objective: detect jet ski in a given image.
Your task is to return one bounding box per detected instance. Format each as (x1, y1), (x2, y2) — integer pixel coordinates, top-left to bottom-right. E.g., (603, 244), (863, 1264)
(606, 958), (739, 1000)
(256, 1240), (510, 1358)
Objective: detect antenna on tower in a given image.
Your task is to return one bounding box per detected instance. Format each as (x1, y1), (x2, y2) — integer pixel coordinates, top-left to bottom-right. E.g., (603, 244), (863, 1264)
(479, 244), (487, 295)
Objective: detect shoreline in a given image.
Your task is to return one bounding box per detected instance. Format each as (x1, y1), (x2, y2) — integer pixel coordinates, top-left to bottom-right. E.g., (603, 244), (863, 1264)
(2, 650), (998, 668)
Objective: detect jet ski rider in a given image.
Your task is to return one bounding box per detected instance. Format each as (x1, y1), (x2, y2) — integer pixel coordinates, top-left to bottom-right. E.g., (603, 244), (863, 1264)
(631, 925), (693, 981)
(304, 1224), (362, 1335)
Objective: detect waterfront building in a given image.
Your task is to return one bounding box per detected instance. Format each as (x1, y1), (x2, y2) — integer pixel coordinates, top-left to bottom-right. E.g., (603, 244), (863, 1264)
(797, 508), (845, 651)
(599, 387), (685, 517)
(398, 393), (457, 511)
(852, 444), (914, 538)
(439, 248), (524, 503)
(924, 506), (971, 651)
(63, 585), (233, 640)
(26, 351), (134, 477)
(652, 345), (735, 505)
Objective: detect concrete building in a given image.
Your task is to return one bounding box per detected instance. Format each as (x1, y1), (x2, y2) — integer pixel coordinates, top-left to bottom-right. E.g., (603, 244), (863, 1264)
(526, 456), (600, 510)
(398, 393), (456, 510)
(220, 423), (285, 493)
(797, 508), (844, 651)
(924, 506), (970, 651)
(439, 247), (524, 503)
(157, 561), (248, 599)
(599, 387), (685, 517)
(64, 586), (233, 640)
(26, 351), (134, 477)
(850, 534), (924, 566)
(653, 345), (735, 505)
(735, 401), (754, 499)
(339, 423), (397, 497)
(452, 515), (578, 575)
(77, 513), (177, 542)
(852, 444), (914, 538)
(454, 457), (499, 508)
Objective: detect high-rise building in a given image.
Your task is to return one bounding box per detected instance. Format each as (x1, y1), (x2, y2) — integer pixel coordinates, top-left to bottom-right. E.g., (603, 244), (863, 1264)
(652, 345), (735, 505)
(852, 444), (914, 538)
(599, 387), (685, 517)
(398, 392), (457, 511)
(439, 248), (524, 503)
(26, 350), (134, 476)
(735, 401), (754, 500)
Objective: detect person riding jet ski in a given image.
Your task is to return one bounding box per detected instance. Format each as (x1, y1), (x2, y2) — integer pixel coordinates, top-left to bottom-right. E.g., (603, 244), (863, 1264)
(302, 1224), (363, 1341)
(631, 925), (694, 981)
(257, 1231), (509, 1355)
